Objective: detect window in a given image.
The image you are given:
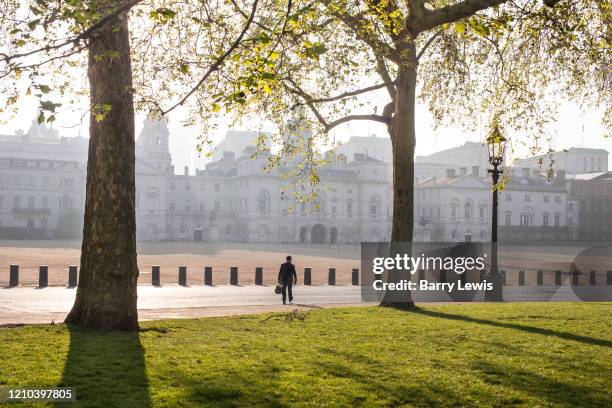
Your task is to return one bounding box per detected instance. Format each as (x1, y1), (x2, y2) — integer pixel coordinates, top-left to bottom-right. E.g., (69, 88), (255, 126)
(27, 196), (34, 209)
(170, 182), (175, 190)
(347, 200), (353, 217)
(520, 214), (532, 227)
(42, 196), (48, 209)
(370, 195), (381, 218)
(332, 206), (337, 216)
(543, 195), (549, 202)
(185, 200), (191, 212)
(505, 212), (511, 226)
(41, 176), (49, 187)
(28, 175), (35, 187)
(214, 201), (220, 211)
(179, 224), (186, 233)
(543, 214), (549, 227)
(524, 194), (531, 202)
(568, 203), (574, 213)
(554, 214), (560, 227)
(215, 183), (220, 192)
(479, 206), (485, 219)
(257, 190), (270, 215)
(169, 200), (175, 212)
(568, 217), (573, 226)
(347, 189), (353, 194)
(185, 182), (191, 190)
(555, 195), (561, 203)
(464, 201), (473, 220)
(451, 229), (457, 239)
(200, 182), (205, 191)
(451, 205), (457, 221)
(199, 202), (205, 212)
(300, 202), (307, 216)
(506, 193), (512, 202)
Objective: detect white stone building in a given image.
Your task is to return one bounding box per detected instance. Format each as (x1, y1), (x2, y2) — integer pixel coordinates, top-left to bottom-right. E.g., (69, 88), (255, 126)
(515, 147), (608, 175)
(0, 117), (392, 243)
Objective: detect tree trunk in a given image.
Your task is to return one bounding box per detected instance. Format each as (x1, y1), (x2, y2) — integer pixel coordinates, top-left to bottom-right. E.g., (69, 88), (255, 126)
(381, 45), (418, 309)
(65, 4), (139, 331)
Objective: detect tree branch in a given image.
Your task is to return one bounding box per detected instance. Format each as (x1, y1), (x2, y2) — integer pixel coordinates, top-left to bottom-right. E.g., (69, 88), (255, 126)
(416, 29), (442, 60)
(284, 78), (390, 132)
(1, 0), (143, 64)
(376, 55), (396, 98)
(161, 0), (260, 115)
(290, 81), (395, 109)
(414, 0), (509, 33)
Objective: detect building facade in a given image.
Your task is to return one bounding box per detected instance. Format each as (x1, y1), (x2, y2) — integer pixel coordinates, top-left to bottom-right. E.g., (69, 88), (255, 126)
(0, 118), (392, 243)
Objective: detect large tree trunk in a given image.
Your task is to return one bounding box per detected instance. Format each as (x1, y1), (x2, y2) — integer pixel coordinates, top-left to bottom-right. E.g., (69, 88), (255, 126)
(381, 45), (418, 309)
(65, 4), (139, 331)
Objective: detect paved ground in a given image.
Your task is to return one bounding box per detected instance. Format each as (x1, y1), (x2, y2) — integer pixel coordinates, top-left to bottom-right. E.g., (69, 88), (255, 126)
(0, 285), (365, 325)
(2, 284), (608, 325)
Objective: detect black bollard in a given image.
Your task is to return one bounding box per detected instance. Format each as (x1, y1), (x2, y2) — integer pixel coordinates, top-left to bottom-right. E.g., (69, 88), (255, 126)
(374, 273), (382, 283)
(518, 270), (525, 286)
(328, 268), (336, 286)
(607, 270), (612, 286)
(204, 266), (213, 286)
(589, 270), (596, 286)
(9, 264), (18, 287)
(351, 268), (359, 285)
(38, 265), (48, 288)
(255, 267), (263, 285)
(230, 267), (238, 285)
(179, 266), (187, 286)
(500, 270), (507, 286)
(68, 265), (78, 287)
(304, 267), (312, 285)
(152, 265), (161, 286)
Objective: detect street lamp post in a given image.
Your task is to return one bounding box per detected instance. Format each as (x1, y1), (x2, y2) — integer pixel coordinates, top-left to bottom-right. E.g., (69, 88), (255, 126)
(485, 126), (506, 302)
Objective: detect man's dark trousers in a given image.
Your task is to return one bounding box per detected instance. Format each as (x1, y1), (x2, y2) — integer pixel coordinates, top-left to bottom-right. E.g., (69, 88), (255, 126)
(282, 283), (293, 304)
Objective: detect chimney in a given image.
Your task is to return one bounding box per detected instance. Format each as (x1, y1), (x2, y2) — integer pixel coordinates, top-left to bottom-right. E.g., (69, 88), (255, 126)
(521, 167), (530, 179)
(446, 169), (456, 178)
(459, 167), (467, 176)
(184, 166), (189, 176)
(472, 166), (480, 177)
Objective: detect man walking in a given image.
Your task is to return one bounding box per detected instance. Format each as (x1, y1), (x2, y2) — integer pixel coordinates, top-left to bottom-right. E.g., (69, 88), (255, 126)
(278, 255), (297, 304)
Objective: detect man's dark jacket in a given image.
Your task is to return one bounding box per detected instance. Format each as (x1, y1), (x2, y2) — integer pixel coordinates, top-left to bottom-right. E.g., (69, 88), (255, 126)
(278, 262), (297, 285)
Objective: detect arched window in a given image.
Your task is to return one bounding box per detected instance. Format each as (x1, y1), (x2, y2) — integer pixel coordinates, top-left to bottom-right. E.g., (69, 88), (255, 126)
(478, 200), (487, 220)
(464, 200), (473, 220)
(450, 198), (459, 221)
(257, 190), (270, 215)
(369, 194), (381, 218)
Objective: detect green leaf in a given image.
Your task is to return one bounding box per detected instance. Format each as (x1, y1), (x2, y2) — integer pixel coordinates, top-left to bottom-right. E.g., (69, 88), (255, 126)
(38, 85), (51, 94)
(455, 22), (466, 34)
(212, 103), (221, 112)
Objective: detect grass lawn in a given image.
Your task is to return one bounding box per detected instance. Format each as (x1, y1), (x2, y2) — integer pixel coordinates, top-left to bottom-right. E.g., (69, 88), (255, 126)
(1, 303), (611, 407)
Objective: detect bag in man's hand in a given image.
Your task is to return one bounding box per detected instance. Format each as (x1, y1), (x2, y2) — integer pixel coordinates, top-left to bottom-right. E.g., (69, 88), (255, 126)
(274, 284), (282, 294)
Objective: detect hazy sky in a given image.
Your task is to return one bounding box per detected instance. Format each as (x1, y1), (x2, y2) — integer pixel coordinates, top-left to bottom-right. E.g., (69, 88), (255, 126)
(1, 94), (609, 174)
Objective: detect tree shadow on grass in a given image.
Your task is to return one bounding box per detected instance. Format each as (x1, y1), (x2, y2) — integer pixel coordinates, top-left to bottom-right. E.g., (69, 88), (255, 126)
(56, 326), (150, 407)
(410, 308), (612, 348)
(471, 359), (609, 407)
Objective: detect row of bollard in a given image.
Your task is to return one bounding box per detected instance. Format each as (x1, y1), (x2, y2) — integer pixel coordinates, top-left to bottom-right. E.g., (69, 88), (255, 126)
(151, 265), (360, 287)
(7, 264), (78, 288)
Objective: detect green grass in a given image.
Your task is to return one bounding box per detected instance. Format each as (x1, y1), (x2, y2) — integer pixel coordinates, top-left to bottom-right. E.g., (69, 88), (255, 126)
(1, 303), (611, 407)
